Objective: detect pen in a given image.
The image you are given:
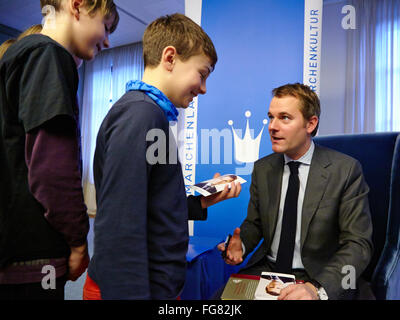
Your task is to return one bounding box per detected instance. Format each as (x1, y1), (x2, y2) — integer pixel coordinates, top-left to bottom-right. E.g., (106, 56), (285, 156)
(221, 234), (232, 259)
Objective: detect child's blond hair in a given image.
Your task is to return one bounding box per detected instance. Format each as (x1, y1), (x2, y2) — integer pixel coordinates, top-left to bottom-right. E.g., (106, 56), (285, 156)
(0, 39), (16, 59)
(17, 24), (43, 40)
(40, 0), (119, 33)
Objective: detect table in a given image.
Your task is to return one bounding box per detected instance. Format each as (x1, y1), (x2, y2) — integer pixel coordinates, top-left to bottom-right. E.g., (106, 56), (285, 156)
(181, 236), (242, 300)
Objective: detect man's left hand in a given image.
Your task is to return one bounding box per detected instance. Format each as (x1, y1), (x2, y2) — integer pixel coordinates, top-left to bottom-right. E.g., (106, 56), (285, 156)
(200, 173), (241, 209)
(277, 283), (319, 300)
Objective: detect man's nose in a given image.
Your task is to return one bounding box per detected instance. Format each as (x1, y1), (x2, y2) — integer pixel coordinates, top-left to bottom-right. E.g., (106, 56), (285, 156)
(269, 118), (278, 131)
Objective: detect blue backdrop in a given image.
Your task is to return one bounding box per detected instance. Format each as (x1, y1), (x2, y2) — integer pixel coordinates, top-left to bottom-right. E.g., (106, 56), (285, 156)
(193, 0), (304, 239)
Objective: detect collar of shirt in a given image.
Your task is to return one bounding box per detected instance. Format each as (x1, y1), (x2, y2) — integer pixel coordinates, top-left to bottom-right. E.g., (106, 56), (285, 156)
(283, 141), (315, 166)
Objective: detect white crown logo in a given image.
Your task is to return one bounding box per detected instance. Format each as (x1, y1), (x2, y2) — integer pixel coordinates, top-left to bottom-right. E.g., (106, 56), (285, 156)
(228, 111), (268, 163)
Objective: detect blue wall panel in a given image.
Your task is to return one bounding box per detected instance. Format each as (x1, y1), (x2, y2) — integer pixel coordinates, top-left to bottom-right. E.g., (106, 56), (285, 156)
(194, 0), (304, 239)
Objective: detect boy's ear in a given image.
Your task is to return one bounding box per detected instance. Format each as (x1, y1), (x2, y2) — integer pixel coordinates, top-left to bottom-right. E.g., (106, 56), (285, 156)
(161, 46), (177, 72)
(69, 0), (84, 20)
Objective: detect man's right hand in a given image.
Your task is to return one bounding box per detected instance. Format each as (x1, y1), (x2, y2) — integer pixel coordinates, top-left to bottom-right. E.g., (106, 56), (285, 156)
(217, 227), (243, 265)
(68, 242), (90, 281)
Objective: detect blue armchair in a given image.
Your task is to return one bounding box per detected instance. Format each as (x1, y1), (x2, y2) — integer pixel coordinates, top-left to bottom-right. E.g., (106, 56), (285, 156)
(314, 132), (400, 300)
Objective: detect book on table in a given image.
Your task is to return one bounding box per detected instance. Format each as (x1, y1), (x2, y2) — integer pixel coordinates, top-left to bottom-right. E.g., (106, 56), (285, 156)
(254, 272), (296, 300)
(221, 274), (260, 300)
(221, 272), (296, 300)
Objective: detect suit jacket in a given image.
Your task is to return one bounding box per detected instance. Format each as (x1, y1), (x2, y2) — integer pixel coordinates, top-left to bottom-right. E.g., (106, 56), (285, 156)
(240, 144), (373, 299)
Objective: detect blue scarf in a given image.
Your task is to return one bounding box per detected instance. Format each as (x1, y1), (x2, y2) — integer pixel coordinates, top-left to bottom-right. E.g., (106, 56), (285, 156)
(126, 80), (179, 121)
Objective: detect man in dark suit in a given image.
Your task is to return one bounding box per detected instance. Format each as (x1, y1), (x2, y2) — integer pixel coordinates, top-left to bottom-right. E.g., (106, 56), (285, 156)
(218, 83), (373, 300)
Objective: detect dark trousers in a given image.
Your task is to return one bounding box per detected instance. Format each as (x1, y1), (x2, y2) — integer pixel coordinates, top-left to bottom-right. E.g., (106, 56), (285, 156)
(0, 276), (66, 300)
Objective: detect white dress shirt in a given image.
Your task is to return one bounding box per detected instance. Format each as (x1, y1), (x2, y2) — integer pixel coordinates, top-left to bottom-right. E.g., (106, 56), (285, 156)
(267, 141), (315, 269)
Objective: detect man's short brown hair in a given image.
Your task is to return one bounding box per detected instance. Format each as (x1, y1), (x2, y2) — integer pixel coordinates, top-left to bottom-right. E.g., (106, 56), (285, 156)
(40, 0), (119, 33)
(143, 13), (217, 70)
(272, 83), (321, 137)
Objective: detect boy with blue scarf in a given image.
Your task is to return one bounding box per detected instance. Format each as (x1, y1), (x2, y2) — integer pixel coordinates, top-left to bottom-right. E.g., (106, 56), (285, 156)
(85, 13), (241, 299)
